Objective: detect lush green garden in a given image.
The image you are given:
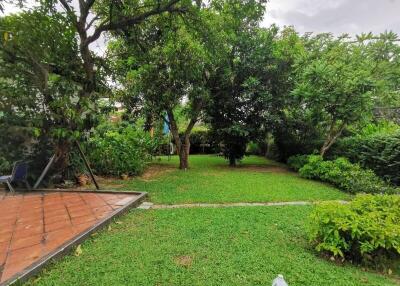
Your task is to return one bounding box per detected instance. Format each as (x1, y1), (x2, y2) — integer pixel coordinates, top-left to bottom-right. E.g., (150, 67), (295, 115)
(27, 156), (399, 286)
(1, 0), (400, 284)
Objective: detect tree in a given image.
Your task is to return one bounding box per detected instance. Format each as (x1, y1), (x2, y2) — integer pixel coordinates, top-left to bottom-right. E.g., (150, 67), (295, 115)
(267, 28), (322, 161)
(206, 0), (271, 166)
(292, 35), (375, 157)
(0, 10), (86, 176)
(2, 0), (188, 176)
(108, 5), (212, 169)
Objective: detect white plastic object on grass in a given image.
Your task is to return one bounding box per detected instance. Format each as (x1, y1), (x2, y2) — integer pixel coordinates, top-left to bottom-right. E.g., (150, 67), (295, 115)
(272, 274), (288, 286)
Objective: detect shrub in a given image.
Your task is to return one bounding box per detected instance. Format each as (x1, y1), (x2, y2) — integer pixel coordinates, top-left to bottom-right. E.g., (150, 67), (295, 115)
(330, 131), (400, 185)
(287, 154), (310, 171)
(308, 195), (400, 265)
(297, 155), (398, 194)
(186, 130), (216, 154)
(0, 156), (11, 173)
(246, 142), (262, 155)
(87, 123), (157, 176)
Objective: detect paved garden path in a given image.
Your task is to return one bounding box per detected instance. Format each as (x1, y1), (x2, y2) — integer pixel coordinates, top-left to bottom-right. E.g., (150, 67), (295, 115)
(139, 200), (348, 210)
(0, 191), (145, 285)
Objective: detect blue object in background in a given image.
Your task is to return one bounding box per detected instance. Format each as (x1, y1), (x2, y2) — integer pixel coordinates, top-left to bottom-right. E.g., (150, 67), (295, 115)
(163, 115), (170, 135)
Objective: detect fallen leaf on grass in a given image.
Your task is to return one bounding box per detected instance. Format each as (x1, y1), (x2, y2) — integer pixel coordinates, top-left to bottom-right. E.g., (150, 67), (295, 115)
(75, 245), (83, 256)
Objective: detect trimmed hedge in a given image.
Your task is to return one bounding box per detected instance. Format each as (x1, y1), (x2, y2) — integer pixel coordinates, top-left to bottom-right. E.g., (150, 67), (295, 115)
(308, 195), (400, 264)
(288, 155), (398, 194)
(330, 131), (400, 185)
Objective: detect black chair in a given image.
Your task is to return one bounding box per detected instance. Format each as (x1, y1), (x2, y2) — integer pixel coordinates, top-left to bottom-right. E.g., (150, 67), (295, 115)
(0, 161), (31, 192)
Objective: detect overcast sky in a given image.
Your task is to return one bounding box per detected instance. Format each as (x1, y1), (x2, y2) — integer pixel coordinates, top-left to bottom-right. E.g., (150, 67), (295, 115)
(261, 0), (400, 35)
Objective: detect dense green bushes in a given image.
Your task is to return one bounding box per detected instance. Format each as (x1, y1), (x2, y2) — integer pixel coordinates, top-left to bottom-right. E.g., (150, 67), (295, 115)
(87, 122), (157, 176)
(308, 195), (400, 264)
(330, 131), (400, 185)
(286, 154), (310, 171)
(288, 155), (398, 194)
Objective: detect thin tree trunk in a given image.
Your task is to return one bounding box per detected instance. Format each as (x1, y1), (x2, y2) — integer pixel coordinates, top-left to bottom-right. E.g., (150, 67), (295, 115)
(320, 122), (346, 157)
(229, 153), (236, 167)
(166, 102), (201, 170)
(167, 109), (182, 155)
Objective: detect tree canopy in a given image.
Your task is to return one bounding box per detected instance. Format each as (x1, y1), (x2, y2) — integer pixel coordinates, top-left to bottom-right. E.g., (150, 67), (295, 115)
(0, 0), (399, 175)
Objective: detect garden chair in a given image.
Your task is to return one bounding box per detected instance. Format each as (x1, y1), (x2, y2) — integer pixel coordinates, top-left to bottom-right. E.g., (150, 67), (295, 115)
(0, 161), (31, 192)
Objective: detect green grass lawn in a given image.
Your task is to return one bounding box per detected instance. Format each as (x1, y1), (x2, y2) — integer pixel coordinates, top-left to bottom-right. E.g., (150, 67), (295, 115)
(26, 155), (399, 285)
(28, 206), (399, 286)
(121, 155), (350, 204)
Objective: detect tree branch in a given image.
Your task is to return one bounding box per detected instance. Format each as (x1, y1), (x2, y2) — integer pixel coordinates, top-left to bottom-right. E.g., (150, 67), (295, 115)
(85, 0), (184, 46)
(59, 0), (78, 25)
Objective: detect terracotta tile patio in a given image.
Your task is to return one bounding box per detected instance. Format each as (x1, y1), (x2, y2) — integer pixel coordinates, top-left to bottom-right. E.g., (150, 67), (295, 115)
(0, 190), (145, 285)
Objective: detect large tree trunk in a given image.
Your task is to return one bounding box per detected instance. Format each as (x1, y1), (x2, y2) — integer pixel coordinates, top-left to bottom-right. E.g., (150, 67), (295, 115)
(179, 142), (190, 170)
(52, 139), (72, 180)
(166, 106), (200, 170)
(179, 134), (191, 170)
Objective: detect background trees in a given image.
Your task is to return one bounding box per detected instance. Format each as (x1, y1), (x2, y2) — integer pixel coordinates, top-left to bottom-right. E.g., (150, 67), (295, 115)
(0, 0), (399, 177)
(0, 10), (84, 177)
(292, 35), (375, 157)
(1, 0), (190, 178)
(108, 3), (212, 169)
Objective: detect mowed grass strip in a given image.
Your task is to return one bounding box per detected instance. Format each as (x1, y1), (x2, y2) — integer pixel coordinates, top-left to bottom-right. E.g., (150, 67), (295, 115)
(124, 155), (350, 204)
(28, 206), (398, 286)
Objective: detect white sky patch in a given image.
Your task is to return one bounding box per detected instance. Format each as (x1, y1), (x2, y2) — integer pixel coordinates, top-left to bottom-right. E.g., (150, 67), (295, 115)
(262, 0), (400, 36)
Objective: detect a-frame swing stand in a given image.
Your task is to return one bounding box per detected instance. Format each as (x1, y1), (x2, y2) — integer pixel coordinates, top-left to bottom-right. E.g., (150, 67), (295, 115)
(33, 140), (100, 190)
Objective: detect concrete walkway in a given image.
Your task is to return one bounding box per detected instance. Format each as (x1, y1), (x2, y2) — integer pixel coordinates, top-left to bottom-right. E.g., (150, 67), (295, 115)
(139, 200), (348, 210)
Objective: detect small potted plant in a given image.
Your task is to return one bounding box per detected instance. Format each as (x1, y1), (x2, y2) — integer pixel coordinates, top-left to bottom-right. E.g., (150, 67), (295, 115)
(77, 173), (89, 186)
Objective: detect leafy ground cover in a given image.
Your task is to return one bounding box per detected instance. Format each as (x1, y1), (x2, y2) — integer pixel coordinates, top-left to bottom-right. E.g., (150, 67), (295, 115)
(28, 206), (399, 286)
(120, 155), (350, 204)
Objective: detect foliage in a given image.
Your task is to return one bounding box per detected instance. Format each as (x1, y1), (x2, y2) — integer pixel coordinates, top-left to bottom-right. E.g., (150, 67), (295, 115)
(108, 4), (212, 169)
(308, 194), (400, 266)
(0, 156), (11, 173)
(87, 122), (157, 176)
(268, 28), (319, 161)
(287, 154), (310, 171)
(330, 128), (400, 185)
(1, 0), (188, 178)
(298, 155), (398, 194)
(182, 129), (216, 154)
(292, 34), (376, 156)
(206, 1), (272, 166)
(0, 9), (101, 180)
(273, 33), (400, 160)
(246, 142), (262, 155)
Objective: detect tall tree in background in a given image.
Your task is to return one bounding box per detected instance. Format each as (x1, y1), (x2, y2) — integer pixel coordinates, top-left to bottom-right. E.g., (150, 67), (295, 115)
(206, 0), (271, 166)
(293, 35), (375, 157)
(109, 3), (213, 169)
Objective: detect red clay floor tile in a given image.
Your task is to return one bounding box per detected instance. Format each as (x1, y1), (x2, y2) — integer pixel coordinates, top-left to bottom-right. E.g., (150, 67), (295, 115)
(0, 190), (140, 284)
